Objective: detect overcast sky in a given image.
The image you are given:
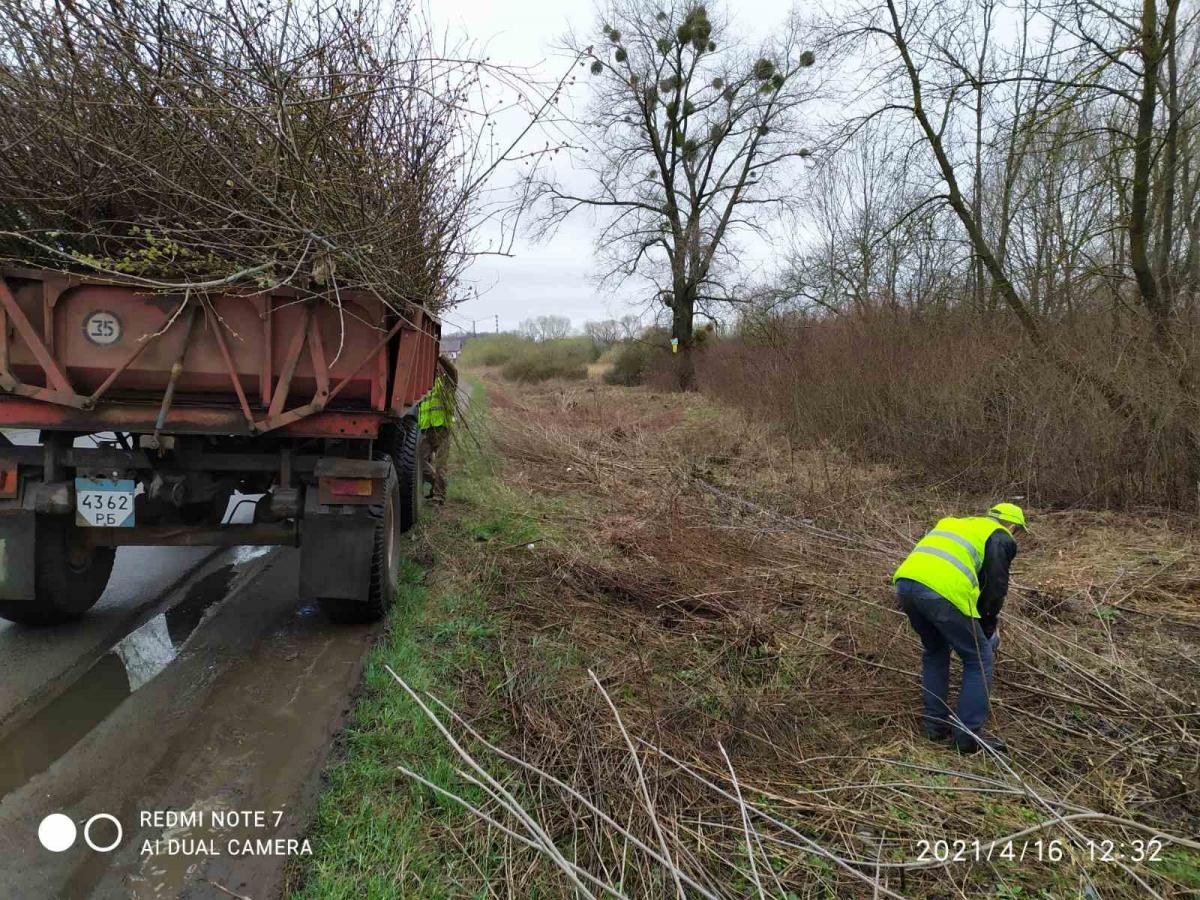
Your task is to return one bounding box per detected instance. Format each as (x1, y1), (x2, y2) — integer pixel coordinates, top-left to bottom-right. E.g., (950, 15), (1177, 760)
(432, 0), (791, 336)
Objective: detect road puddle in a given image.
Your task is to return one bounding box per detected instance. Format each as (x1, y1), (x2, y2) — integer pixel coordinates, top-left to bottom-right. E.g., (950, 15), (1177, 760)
(127, 796), (232, 899)
(0, 560), (251, 799)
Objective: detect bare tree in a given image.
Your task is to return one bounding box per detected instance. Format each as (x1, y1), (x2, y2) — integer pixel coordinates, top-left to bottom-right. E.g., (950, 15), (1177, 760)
(535, 0), (819, 388)
(618, 313), (645, 340)
(518, 315), (573, 341)
(820, 0), (1200, 491)
(584, 319), (623, 347)
(779, 123), (966, 314)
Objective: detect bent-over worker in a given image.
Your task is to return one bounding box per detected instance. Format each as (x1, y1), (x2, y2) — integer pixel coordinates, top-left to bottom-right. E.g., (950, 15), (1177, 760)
(892, 503), (1028, 754)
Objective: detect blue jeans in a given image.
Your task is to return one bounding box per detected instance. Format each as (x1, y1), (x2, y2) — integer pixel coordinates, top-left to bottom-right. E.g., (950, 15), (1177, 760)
(895, 579), (996, 741)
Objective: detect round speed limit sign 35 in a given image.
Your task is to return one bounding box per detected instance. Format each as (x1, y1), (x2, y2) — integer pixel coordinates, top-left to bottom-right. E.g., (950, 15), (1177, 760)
(83, 310), (122, 346)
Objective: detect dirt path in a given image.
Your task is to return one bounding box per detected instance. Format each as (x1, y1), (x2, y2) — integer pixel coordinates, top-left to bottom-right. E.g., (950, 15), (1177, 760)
(0, 547), (380, 900)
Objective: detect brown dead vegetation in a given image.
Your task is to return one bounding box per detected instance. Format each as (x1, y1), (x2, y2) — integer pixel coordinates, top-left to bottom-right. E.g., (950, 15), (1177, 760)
(414, 376), (1200, 898)
(700, 310), (1200, 512)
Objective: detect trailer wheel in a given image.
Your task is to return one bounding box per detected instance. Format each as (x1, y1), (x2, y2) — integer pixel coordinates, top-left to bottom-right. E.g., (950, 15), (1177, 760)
(0, 516), (115, 626)
(317, 457), (402, 624)
(395, 416), (423, 533)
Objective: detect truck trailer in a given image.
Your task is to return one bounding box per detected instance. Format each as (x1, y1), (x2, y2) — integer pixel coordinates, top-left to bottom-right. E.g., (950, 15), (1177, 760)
(0, 267), (439, 625)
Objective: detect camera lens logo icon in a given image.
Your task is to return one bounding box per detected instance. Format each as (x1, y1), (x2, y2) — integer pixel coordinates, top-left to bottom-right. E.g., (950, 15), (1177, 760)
(38, 813), (122, 853)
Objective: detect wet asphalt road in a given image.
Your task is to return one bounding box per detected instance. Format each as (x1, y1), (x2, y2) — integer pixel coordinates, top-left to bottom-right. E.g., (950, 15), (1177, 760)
(0, 539), (383, 900)
(0, 434), (388, 899)
(0, 547), (218, 732)
(0, 430), (214, 729)
(0, 429), (388, 897)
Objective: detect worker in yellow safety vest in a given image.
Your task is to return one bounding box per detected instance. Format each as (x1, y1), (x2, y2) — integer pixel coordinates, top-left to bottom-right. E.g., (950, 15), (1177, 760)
(418, 358), (457, 504)
(892, 503), (1028, 754)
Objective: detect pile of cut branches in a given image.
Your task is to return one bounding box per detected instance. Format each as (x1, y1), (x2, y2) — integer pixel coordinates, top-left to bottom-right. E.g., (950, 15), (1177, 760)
(0, 0), (548, 313)
(412, 377), (1200, 897)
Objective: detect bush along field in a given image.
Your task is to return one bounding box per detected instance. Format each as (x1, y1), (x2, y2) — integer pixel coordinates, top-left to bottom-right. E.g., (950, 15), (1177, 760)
(292, 376), (1200, 898)
(459, 333), (600, 383)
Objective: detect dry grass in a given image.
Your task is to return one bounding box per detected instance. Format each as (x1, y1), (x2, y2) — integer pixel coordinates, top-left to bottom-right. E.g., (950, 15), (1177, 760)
(402, 376), (1200, 898)
(586, 361), (615, 380)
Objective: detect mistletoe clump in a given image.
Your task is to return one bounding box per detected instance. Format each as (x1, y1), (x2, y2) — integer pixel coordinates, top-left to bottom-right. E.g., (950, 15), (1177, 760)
(675, 6), (713, 53)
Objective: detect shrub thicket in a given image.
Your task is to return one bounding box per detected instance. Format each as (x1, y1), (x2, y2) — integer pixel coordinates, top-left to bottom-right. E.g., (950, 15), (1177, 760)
(604, 341), (654, 386)
(551, 336), (605, 365)
(501, 341), (591, 382)
(459, 334), (535, 368)
(698, 308), (1198, 510)
(462, 335), (600, 381)
(460, 334), (599, 382)
(602, 328), (674, 386)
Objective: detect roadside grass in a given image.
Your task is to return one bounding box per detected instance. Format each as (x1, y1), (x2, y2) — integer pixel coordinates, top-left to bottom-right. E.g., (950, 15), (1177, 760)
(423, 375), (1200, 897)
(289, 560), (493, 898)
(288, 388), (543, 899)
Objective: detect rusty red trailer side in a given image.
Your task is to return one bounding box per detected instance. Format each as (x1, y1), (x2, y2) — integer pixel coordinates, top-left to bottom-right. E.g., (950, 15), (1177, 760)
(0, 268), (439, 438)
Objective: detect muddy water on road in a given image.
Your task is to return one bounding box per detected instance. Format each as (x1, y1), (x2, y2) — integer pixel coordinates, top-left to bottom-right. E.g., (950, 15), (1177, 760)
(0, 544), (380, 900)
(0, 550), (271, 802)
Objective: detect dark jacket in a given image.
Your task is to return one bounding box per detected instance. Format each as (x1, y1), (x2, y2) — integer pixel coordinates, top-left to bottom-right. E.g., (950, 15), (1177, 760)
(977, 529), (1018, 636)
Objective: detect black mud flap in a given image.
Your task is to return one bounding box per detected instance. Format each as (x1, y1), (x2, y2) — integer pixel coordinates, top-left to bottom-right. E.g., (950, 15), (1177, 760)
(0, 511), (36, 601)
(299, 510), (376, 603)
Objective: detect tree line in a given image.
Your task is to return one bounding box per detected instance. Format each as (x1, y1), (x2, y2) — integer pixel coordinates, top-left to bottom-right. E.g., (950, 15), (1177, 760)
(539, 0), (1198, 503)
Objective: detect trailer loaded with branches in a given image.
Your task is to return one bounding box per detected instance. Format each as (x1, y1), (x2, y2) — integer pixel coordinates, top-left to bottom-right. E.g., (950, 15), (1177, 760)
(0, 268), (439, 625)
(0, 0), (557, 625)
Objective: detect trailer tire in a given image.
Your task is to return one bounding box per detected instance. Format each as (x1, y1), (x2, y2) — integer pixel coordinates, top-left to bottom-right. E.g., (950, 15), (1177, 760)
(395, 416), (423, 533)
(317, 457), (402, 624)
(0, 515), (115, 626)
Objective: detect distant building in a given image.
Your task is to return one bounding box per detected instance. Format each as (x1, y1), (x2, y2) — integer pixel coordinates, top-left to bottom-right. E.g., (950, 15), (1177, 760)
(440, 332), (470, 360)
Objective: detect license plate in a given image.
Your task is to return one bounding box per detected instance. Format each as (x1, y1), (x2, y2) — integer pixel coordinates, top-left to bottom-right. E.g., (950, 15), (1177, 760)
(75, 478), (136, 527)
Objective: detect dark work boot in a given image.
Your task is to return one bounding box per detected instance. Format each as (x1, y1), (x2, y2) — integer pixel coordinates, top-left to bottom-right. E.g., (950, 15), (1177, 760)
(955, 731), (1008, 755)
(923, 726), (952, 743)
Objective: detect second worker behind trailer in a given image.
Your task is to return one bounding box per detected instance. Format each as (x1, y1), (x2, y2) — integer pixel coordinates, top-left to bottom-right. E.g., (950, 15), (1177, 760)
(418, 357), (458, 505)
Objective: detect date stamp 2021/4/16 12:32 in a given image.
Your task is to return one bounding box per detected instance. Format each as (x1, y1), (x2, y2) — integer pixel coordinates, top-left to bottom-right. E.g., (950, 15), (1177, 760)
(914, 837), (1166, 865)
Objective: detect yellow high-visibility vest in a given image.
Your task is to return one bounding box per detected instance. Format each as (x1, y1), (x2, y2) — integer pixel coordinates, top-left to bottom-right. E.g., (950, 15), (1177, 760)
(418, 375), (453, 429)
(892, 516), (1008, 618)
